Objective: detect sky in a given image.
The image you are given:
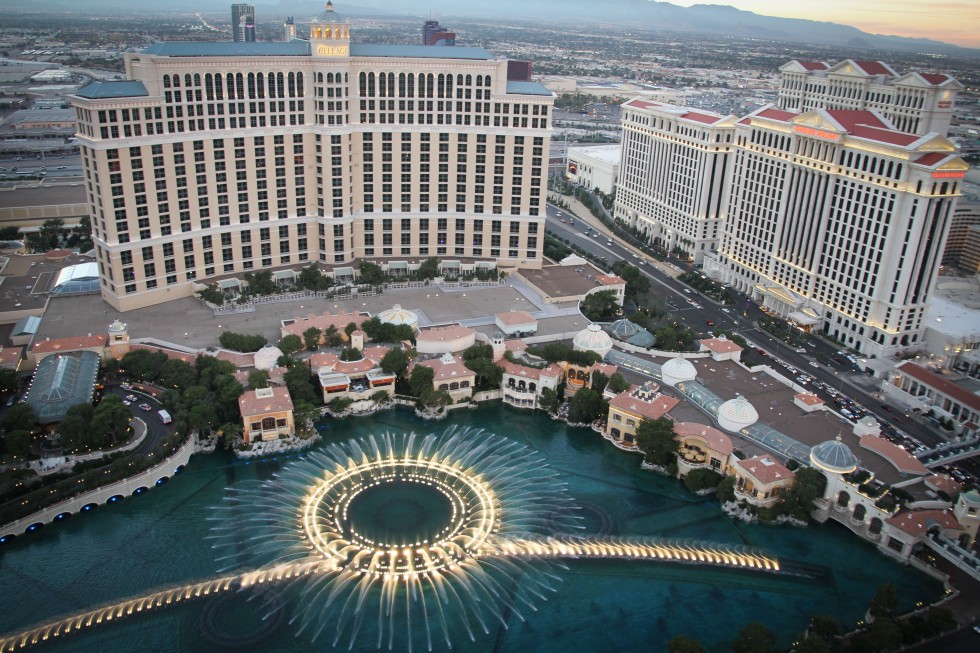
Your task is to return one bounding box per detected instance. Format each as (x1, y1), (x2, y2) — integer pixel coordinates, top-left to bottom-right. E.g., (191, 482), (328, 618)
(668, 1), (980, 48)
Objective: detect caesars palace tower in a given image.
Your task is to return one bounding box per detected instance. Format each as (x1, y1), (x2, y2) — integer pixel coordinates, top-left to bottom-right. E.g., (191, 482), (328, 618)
(71, 3), (554, 311)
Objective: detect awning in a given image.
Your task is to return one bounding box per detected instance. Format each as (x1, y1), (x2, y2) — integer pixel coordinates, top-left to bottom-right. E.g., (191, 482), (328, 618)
(273, 269), (296, 281)
(442, 260), (460, 268)
(218, 278), (240, 290)
(387, 261), (407, 269)
(476, 261), (496, 268)
(334, 267), (354, 277)
(788, 310), (821, 326)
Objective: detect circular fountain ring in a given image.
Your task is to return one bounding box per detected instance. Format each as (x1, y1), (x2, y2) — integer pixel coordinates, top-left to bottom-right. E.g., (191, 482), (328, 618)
(303, 456), (498, 575)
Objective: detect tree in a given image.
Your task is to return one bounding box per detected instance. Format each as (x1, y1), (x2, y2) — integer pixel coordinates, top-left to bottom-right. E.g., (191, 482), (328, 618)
(417, 256), (439, 279)
(667, 635), (707, 653)
(683, 468), (722, 493)
(0, 369), (19, 395)
(297, 264), (332, 291)
(91, 395), (132, 446)
(809, 615), (839, 643)
(634, 417), (678, 467)
(773, 466), (827, 521)
(303, 326), (322, 351)
(606, 372), (630, 394)
(157, 359), (198, 390)
(58, 403), (94, 452)
(196, 285), (225, 306)
(243, 270), (275, 295)
(409, 365), (434, 397)
(358, 261), (386, 285)
(39, 217), (64, 250)
(0, 226), (21, 240)
(611, 260), (650, 297)
(187, 403), (219, 435)
(466, 357), (502, 390)
(417, 387), (451, 411)
(344, 322), (358, 337)
(218, 331), (267, 353)
(120, 349), (169, 381)
(3, 429), (32, 458)
(580, 290), (619, 321)
(794, 634), (831, 653)
(2, 403), (36, 433)
(717, 475), (736, 502)
(379, 348), (408, 376)
(567, 387), (606, 424)
(292, 401), (321, 437)
(278, 334), (303, 355)
(731, 623), (775, 653)
(869, 583), (899, 621)
(284, 365), (319, 405)
(370, 390), (392, 405)
(867, 617), (902, 652)
(539, 387), (560, 414)
(248, 369), (270, 388)
(340, 347), (362, 362)
(324, 324), (344, 348)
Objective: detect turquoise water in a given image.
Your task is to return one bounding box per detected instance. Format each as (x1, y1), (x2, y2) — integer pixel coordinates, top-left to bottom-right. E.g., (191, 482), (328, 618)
(0, 405), (941, 652)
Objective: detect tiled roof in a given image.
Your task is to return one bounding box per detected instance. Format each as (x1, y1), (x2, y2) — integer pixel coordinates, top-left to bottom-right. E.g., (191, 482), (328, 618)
(734, 456), (794, 486)
(214, 349), (255, 368)
(847, 125), (920, 146)
(281, 311), (362, 339)
(499, 359), (561, 381)
(918, 73), (950, 85)
(351, 44), (493, 60)
(0, 346), (23, 367)
(924, 473), (963, 497)
(824, 109), (890, 131)
(609, 385), (680, 422)
(795, 392), (824, 406)
(886, 509), (963, 537)
(754, 107), (798, 122)
(700, 337), (743, 354)
(681, 111), (724, 125)
(859, 434), (930, 475)
(852, 60), (895, 76)
(416, 356), (476, 382)
(624, 99), (661, 110)
(674, 422), (733, 455)
(238, 386), (293, 417)
(495, 311), (537, 326)
(334, 358), (376, 375)
(597, 275), (626, 286)
(896, 362), (980, 413)
(417, 325), (475, 342)
(506, 81), (551, 96)
(914, 152), (952, 167)
(308, 352), (340, 370)
(31, 335), (106, 355)
(799, 61), (829, 71)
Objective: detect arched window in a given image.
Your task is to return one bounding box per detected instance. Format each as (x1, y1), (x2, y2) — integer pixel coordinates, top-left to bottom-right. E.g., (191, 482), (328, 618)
(172, 75), (180, 88)
(261, 416), (276, 431)
(193, 73), (201, 86)
(247, 73), (256, 99)
(235, 73), (245, 99)
(287, 72), (296, 97)
(256, 72), (265, 98)
(853, 504), (866, 521)
(837, 491), (850, 507)
(184, 74), (192, 87)
(276, 72), (285, 98)
(204, 74), (214, 100)
(163, 75), (171, 88)
(296, 72), (304, 96)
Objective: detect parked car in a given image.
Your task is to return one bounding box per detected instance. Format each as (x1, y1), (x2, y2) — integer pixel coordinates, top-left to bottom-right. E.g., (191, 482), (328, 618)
(139, 403), (152, 411)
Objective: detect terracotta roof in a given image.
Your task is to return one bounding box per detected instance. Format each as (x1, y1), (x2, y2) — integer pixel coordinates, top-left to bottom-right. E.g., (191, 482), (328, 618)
(700, 337), (743, 354)
(597, 275), (626, 286)
(130, 343), (196, 365)
(754, 107), (797, 122)
(0, 346), (23, 367)
(852, 60), (894, 77)
(825, 109), (890, 131)
(885, 509), (963, 537)
(924, 473), (963, 497)
(495, 311), (537, 326)
(609, 385), (680, 421)
(214, 350), (254, 367)
(918, 72), (950, 85)
(504, 339), (527, 353)
(799, 61), (828, 71)
(238, 386), (293, 417)
(416, 356), (476, 382)
(848, 125), (919, 146)
(308, 351), (340, 370)
(417, 324), (475, 342)
(362, 345), (393, 364)
(914, 152), (951, 167)
(896, 362), (980, 413)
(674, 422), (733, 455)
(734, 456), (794, 486)
(591, 362), (618, 376)
(281, 311), (362, 339)
(31, 335), (106, 355)
(334, 358), (377, 375)
(859, 434), (930, 475)
(500, 358), (561, 381)
(795, 392), (824, 406)
(625, 99), (661, 110)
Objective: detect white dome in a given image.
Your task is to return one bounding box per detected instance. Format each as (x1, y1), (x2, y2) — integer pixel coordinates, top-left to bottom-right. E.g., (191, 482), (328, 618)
(253, 345), (284, 370)
(377, 304), (419, 327)
(661, 356), (697, 386)
(717, 395), (759, 432)
(810, 436), (860, 474)
(573, 324), (613, 357)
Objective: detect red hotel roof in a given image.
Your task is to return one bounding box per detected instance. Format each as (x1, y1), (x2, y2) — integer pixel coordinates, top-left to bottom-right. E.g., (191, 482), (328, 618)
(795, 392), (824, 406)
(859, 434), (929, 476)
(914, 152), (951, 167)
(597, 275), (626, 286)
(918, 73), (950, 85)
(625, 99), (661, 110)
(31, 335), (106, 355)
(674, 422), (733, 455)
(499, 359), (562, 381)
(852, 60), (894, 77)
(238, 386), (293, 417)
(896, 362), (980, 413)
(609, 385), (680, 422)
(700, 337), (743, 355)
(734, 456), (794, 486)
(495, 310), (537, 326)
(798, 61), (829, 71)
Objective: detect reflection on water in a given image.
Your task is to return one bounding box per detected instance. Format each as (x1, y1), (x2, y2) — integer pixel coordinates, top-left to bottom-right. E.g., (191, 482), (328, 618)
(0, 405), (942, 652)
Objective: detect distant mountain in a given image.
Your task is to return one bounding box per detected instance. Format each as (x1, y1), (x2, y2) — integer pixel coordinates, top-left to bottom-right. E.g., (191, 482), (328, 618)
(2, 0), (976, 56)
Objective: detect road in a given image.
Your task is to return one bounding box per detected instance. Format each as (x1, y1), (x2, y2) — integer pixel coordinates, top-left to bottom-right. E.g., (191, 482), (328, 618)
(902, 623), (980, 653)
(544, 205), (955, 454)
(0, 154), (82, 180)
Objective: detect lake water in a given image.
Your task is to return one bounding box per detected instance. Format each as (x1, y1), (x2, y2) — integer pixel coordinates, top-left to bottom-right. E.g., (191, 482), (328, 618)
(0, 404), (942, 652)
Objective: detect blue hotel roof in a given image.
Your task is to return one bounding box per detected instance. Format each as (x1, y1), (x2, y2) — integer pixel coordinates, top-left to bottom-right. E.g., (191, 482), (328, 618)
(505, 81), (552, 96)
(75, 81), (149, 99)
(350, 44), (493, 60)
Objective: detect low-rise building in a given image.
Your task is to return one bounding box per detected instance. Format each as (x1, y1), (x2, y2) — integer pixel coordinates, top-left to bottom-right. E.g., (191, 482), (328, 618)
(415, 324), (476, 355)
(674, 422), (732, 476)
(28, 334), (107, 366)
(500, 359), (561, 410)
(699, 336), (743, 362)
(414, 353), (476, 402)
(731, 456), (795, 508)
(605, 382), (680, 446)
(238, 386), (295, 446)
(24, 351), (100, 425)
(494, 311), (538, 336)
(884, 361), (980, 437)
(566, 144), (621, 195)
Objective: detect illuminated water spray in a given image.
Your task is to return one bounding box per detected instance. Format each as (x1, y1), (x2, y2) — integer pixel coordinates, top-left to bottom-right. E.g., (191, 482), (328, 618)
(0, 427), (781, 652)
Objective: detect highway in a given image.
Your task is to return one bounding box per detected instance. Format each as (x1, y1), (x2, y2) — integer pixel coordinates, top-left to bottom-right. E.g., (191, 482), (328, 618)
(543, 204), (960, 456)
(0, 154), (82, 180)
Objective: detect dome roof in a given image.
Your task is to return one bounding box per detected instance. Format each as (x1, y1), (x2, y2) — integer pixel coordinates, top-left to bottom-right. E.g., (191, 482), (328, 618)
(810, 436), (860, 474)
(313, 1), (347, 23)
(609, 318), (641, 340)
(253, 345), (284, 370)
(961, 489), (980, 506)
(717, 395), (759, 431)
(660, 356), (697, 386)
(108, 320), (127, 333)
(377, 304), (419, 327)
(572, 324), (613, 357)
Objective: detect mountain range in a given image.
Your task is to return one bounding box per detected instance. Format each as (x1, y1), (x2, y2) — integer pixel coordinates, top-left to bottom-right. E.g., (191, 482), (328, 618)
(3, 0), (976, 56)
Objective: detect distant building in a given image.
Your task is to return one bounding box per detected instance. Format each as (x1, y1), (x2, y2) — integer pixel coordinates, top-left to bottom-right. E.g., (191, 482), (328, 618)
(614, 98), (735, 263)
(778, 59), (962, 136)
(284, 16), (296, 42)
(943, 200), (980, 273)
(506, 61), (532, 82)
(231, 3), (255, 43)
(704, 106), (967, 358)
(422, 20), (455, 46)
(566, 144), (620, 196)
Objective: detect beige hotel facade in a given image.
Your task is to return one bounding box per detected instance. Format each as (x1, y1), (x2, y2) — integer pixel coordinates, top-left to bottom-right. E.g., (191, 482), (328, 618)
(71, 3), (553, 311)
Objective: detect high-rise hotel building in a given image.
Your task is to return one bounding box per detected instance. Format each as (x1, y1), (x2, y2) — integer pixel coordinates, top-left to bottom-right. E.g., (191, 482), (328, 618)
(703, 106), (967, 357)
(70, 3), (553, 311)
(778, 59), (962, 136)
(613, 98), (735, 263)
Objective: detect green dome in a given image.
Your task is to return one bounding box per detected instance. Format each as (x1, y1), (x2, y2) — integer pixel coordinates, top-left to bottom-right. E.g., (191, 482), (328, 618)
(313, 2), (347, 24)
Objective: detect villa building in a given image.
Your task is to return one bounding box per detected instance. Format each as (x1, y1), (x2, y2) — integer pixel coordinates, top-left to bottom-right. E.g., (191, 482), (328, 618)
(71, 2), (554, 312)
(413, 353), (476, 402)
(238, 386), (295, 445)
(673, 422), (733, 476)
(499, 358), (561, 410)
(605, 382), (679, 446)
(730, 456), (795, 508)
(317, 348), (396, 404)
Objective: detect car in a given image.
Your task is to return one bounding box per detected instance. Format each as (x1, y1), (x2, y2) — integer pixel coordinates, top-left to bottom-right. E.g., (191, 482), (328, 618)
(568, 219), (574, 225)
(125, 394), (137, 402)
(683, 289), (692, 294)
(809, 361), (820, 368)
(632, 253), (639, 259)
(122, 400), (132, 406)
(139, 403), (152, 411)
(591, 233), (598, 238)
(56, 166), (66, 169)
(705, 319), (714, 326)
(638, 260), (646, 266)
(721, 308), (730, 314)
(794, 347), (807, 354)
(556, 212), (562, 217)
(560, 219), (565, 223)
(120, 382), (132, 390)
(606, 241), (613, 246)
